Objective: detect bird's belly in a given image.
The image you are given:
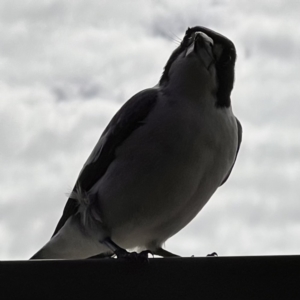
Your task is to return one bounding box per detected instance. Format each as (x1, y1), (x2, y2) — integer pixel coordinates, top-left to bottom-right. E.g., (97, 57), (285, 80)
(91, 105), (237, 248)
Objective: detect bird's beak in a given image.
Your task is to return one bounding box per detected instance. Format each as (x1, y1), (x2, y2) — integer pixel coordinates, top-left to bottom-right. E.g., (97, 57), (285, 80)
(185, 31), (215, 69)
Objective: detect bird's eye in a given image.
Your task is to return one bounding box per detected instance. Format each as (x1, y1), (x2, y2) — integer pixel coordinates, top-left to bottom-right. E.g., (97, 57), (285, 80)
(183, 34), (193, 45)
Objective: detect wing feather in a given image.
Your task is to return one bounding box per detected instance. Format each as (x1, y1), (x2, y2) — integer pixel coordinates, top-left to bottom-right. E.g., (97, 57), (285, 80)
(52, 88), (158, 237)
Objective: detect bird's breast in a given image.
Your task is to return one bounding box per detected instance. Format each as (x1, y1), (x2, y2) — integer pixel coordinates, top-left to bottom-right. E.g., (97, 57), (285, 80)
(92, 98), (238, 246)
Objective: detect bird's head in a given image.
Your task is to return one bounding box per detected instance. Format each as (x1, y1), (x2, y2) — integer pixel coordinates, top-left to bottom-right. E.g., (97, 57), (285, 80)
(160, 26), (236, 107)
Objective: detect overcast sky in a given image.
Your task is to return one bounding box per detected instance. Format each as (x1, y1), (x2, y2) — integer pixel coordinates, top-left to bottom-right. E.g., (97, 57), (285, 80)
(1, 0), (300, 260)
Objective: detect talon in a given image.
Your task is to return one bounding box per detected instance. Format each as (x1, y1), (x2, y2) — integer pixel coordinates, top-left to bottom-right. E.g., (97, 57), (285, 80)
(139, 250), (152, 262)
(101, 237), (151, 261)
(207, 252), (218, 257)
(116, 249), (151, 261)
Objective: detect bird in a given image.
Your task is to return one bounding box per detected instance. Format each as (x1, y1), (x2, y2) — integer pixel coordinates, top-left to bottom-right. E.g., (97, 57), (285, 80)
(31, 26), (242, 260)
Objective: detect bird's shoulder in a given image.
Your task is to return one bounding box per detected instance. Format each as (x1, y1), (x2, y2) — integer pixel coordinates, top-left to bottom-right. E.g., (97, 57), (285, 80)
(78, 87), (159, 191)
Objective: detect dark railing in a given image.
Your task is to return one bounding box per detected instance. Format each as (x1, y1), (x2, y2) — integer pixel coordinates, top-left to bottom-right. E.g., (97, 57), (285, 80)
(1, 256), (300, 299)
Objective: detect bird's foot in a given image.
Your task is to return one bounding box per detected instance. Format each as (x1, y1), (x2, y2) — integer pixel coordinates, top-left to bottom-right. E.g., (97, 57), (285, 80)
(152, 247), (180, 258)
(101, 237), (152, 261)
(115, 248), (152, 261)
(207, 252), (218, 257)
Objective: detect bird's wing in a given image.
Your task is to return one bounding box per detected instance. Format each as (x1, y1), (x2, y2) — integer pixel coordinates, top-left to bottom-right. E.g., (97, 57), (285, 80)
(52, 88), (159, 237)
(220, 117), (242, 186)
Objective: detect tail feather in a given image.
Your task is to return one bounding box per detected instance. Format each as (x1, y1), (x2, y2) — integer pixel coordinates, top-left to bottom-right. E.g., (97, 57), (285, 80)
(30, 214), (110, 259)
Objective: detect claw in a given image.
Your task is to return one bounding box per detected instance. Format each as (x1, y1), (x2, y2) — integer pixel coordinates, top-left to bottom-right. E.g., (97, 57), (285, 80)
(115, 249), (151, 261)
(207, 252), (218, 257)
(101, 237), (152, 261)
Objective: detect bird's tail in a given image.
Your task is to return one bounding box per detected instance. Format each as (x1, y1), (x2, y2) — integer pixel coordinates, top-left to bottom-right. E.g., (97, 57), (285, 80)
(30, 215), (110, 259)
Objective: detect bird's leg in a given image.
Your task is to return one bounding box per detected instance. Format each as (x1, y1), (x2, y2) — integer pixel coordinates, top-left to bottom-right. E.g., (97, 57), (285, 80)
(152, 247), (180, 257)
(101, 237), (151, 260)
